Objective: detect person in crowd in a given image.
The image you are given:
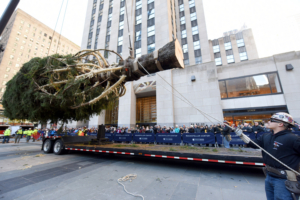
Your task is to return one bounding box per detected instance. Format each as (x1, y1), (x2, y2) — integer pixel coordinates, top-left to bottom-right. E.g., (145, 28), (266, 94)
(194, 125), (200, 133)
(153, 125), (158, 134)
(204, 125), (209, 133)
(208, 125), (214, 133)
(175, 125), (180, 134)
(214, 124), (221, 134)
(188, 125), (194, 133)
(149, 126), (154, 133)
(145, 127), (150, 133)
(221, 121), (231, 148)
(26, 128), (32, 142)
(252, 121), (264, 136)
(292, 121), (299, 132)
(170, 127), (175, 133)
(242, 123), (253, 133)
(130, 127), (135, 134)
(231, 124), (236, 132)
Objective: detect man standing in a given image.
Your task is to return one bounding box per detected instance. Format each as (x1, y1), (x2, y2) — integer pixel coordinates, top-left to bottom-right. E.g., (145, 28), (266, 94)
(252, 122), (264, 138)
(235, 112), (300, 200)
(15, 127), (23, 143)
(26, 128), (32, 143)
(221, 121), (231, 148)
(2, 127), (11, 144)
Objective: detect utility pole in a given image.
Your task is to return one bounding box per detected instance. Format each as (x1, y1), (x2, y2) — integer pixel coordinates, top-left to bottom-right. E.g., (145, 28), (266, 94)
(0, 0), (20, 36)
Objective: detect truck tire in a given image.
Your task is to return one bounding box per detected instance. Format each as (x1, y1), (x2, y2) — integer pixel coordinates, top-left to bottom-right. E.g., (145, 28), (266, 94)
(53, 139), (65, 155)
(43, 139), (53, 153)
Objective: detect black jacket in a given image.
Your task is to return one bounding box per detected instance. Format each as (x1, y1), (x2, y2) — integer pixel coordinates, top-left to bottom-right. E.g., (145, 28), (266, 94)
(222, 126), (230, 136)
(242, 126), (252, 133)
(248, 130), (300, 171)
(252, 125), (264, 133)
(188, 128), (194, 133)
(215, 126), (221, 133)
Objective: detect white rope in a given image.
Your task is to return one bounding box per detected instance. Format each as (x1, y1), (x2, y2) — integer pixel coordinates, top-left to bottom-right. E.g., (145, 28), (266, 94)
(117, 174), (145, 200)
(137, 61), (300, 176)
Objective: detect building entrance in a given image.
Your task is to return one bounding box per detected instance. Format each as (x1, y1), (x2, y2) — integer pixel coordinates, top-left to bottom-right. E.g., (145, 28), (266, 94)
(136, 96), (157, 124)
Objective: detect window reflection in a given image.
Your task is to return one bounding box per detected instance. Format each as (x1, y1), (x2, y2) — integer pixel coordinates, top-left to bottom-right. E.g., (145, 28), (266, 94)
(220, 73), (282, 99)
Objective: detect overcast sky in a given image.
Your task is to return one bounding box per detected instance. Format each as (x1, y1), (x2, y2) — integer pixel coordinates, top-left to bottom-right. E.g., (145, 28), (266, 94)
(1, 0), (300, 58)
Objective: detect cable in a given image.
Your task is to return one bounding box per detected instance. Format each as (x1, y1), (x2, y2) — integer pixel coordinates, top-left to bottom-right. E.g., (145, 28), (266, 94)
(137, 61), (300, 176)
(117, 174), (144, 200)
(124, 0), (133, 57)
(56, 0), (69, 54)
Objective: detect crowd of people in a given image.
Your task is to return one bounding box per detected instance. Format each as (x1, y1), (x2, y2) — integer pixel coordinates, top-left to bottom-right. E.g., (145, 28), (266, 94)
(105, 121), (300, 135)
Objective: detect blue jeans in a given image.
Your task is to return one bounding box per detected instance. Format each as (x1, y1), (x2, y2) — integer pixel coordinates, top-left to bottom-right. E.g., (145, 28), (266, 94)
(265, 174), (299, 200)
(2, 136), (10, 143)
(223, 135), (230, 148)
(26, 136), (31, 142)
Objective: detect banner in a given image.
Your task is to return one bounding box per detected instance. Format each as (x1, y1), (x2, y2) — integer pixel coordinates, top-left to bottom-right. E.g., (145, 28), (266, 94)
(114, 133), (132, 142)
(133, 133), (155, 143)
(105, 133), (114, 141)
(182, 133), (215, 144)
(156, 133), (181, 143)
(230, 132), (254, 145)
(215, 133), (222, 145)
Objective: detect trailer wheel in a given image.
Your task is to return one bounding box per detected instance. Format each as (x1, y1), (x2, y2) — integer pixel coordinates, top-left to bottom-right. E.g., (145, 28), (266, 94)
(43, 139), (53, 153)
(53, 139), (65, 155)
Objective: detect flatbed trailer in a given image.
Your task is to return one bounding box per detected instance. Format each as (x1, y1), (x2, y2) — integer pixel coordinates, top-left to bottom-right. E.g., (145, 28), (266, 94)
(42, 135), (264, 167)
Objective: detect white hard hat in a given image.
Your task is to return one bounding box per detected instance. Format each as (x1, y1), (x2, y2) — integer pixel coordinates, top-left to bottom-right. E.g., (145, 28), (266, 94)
(271, 112), (294, 126)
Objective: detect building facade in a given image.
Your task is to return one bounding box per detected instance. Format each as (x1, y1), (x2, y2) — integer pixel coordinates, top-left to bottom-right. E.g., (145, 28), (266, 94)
(73, 0), (300, 129)
(0, 9), (80, 126)
(209, 28), (259, 67)
(0, 9), (80, 99)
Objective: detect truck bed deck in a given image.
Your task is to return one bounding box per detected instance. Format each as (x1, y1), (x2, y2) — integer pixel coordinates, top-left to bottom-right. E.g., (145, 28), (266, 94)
(65, 143), (264, 166)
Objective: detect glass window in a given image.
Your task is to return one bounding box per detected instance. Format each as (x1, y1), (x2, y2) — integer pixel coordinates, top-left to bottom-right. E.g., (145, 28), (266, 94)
(193, 41), (200, 50)
(2, 81), (7, 86)
(136, 30), (141, 41)
(108, 14), (112, 21)
(148, 43), (155, 53)
(181, 30), (187, 38)
(268, 73), (282, 93)
(120, 7), (125, 15)
(227, 55), (234, 63)
(237, 39), (245, 47)
(224, 42), (232, 50)
(118, 36), (123, 46)
(148, 0), (154, 3)
(192, 26), (198, 35)
(180, 16), (185, 24)
(195, 56), (202, 64)
(184, 59), (189, 65)
(135, 48), (141, 58)
(15, 64), (20, 68)
(190, 13), (197, 21)
(220, 73), (282, 99)
(215, 57), (222, 66)
(182, 44), (188, 53)
(213, 45), (220, 53)
(136, 15), (142, 24)
(219, 81), (227, 98)
(240, 52), (248, 61)
(6, 68), (11, 72)
(189, 0), (195, 7)
(148, 9), (155, 19)
(136, 1), (142, 9)
(179, 4), (184, 11)
(147, 26), (155, 37)
(16, 37), (19, 41)
(119, 21), (124, 30)
(10, 55), (14, 59)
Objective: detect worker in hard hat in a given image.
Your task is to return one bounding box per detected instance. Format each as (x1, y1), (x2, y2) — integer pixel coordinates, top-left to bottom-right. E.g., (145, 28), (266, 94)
(26, 128), (32, 143)
(235, 112), (300, 200)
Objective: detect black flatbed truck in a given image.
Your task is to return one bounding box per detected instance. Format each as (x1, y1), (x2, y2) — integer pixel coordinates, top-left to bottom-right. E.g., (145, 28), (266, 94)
(42, 135), (264, 167)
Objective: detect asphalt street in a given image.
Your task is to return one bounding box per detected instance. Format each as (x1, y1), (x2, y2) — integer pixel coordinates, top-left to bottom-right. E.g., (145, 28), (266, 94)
(0, 138), (267, 200)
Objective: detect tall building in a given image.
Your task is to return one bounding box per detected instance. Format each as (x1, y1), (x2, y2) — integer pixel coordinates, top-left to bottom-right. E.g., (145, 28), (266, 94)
(0, 9), (80, 99)
(81, 0), (210, 66)
(0, 9), (80, 127)
(70, 0), (300, 129)
(209, 28), (259, 66)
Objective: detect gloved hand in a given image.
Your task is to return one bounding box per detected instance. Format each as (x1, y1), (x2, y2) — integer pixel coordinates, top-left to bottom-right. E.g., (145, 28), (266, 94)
(235, 128), (243, 136)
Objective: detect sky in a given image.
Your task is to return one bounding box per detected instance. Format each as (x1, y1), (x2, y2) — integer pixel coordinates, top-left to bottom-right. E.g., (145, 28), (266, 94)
(1, 0), (300, 58)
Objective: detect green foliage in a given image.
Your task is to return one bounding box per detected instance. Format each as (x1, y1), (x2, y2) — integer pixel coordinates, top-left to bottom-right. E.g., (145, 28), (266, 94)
(2, 54), (116, 124)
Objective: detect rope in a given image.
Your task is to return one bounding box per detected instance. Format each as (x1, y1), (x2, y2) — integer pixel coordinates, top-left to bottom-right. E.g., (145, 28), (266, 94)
(56, 0), (69, 54)
(117, 174), (144, 200)
(137, 61), (300, 176)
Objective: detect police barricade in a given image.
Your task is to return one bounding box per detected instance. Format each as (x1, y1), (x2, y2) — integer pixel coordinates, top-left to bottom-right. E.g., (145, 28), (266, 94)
(156, 133), (181, 144)
(182, 133), (215, 144)
(114, 133), (132, 142)
(133, 133), (155, 143)
(215, 133), (222, 145)
(105, 133), (114, 141)
(230, 132), (255, 145)
(256, 132), (267, 139)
